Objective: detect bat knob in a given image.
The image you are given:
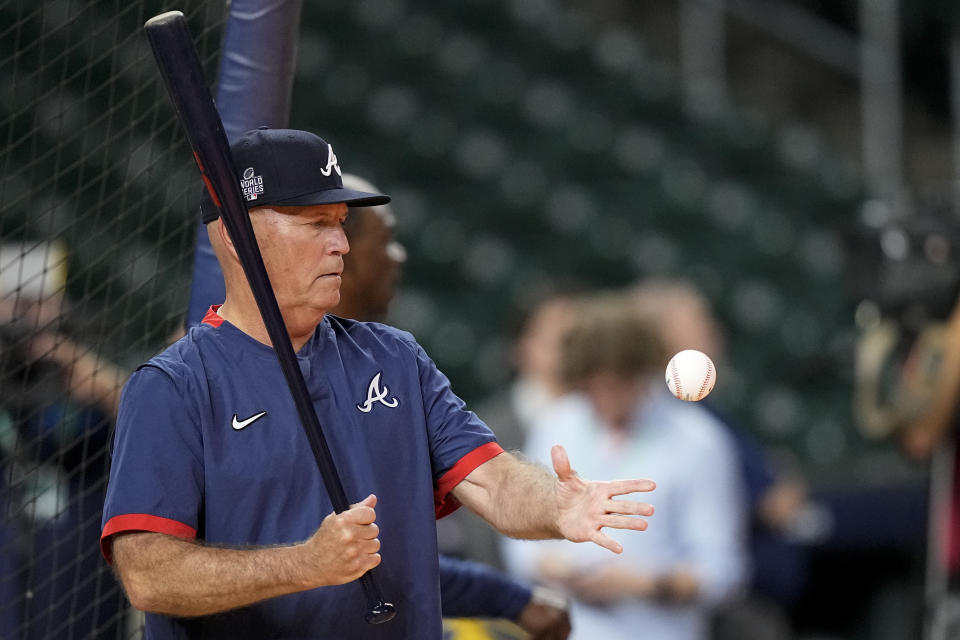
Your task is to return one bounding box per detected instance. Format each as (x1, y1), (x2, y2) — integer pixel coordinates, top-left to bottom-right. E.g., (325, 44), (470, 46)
(365, 601), (397, 625)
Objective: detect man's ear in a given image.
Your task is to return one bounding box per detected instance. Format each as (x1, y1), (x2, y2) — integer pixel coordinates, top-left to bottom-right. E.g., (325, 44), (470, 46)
(216, 218), (241, 264)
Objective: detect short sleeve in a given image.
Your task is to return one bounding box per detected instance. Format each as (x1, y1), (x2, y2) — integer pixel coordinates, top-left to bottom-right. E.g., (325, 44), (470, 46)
(100, 365), (204, 563)
(411, 342), (503, 517)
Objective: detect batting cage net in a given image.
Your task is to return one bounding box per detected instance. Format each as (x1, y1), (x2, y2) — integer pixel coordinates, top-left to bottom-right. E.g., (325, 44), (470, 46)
(1, 0), (900, 637)
(1, 1), (225, 637)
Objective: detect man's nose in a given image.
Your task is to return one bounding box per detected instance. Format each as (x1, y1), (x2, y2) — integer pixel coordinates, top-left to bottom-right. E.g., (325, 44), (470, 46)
(332, 227), (350, 255)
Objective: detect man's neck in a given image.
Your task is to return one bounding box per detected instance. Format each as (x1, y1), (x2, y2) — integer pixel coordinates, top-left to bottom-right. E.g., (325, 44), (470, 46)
(329, 301), (360, 321)
(330, 302), (384, 324)
(217, 300), (319, 352)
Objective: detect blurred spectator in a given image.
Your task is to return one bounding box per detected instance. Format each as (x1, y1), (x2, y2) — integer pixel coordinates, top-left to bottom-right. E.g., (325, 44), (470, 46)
(898, 294), (960, 461)
(630, 278), (819, 638)
(333, 176), (407, 324)
(895, 294), (960, 638)
(0, 241), (127, 638)
(503, 292), (747, 640)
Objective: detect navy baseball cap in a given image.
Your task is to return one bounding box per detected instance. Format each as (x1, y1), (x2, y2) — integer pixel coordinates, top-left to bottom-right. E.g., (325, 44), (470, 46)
(200, 127), (390, 223)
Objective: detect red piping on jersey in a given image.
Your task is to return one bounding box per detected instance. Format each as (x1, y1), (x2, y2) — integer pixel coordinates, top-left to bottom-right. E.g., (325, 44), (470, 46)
(100, 513), (197, 565)
(434, 441), (505, 519)
(202, 305), (225, 327)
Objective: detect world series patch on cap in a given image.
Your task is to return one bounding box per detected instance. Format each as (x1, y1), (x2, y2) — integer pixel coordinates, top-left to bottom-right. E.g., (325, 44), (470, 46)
(200, 127), (390, 223)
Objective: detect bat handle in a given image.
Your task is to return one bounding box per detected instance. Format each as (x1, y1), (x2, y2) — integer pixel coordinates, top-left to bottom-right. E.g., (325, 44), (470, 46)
(361, 574), (396, 624)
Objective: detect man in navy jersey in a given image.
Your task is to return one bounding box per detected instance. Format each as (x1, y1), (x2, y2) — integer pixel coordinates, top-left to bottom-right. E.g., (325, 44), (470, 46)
(100, 128), (656, 640)
(176, 168), (571, 637)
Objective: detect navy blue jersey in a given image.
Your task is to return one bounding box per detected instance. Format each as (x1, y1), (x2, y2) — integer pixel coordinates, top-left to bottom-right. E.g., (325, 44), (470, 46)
(101, 308), (502, 639)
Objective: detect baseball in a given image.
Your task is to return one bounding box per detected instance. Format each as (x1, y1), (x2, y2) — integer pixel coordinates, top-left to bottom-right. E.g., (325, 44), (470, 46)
(665, 349), (716, 401)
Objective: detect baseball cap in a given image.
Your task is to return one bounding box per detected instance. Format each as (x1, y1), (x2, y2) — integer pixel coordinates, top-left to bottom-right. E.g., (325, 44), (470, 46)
(200, 127), (390, 223)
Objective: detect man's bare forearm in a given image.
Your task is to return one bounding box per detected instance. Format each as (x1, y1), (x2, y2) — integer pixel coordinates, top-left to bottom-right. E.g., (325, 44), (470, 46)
(453, 453), (561, 539)
(453, 446), (655, 552)
(111, 498), (381, 617)
(112, 533), (313, 617)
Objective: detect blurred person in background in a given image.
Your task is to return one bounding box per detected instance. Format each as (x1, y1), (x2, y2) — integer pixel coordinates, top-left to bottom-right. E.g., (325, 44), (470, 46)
(899, 293), (960, 460)
(329, 174), (407, 325)
(503, 292), (747, 640)
(630, 279), (819, 639)
(0, 240), (127, 638)
(895, 293), (960, 638)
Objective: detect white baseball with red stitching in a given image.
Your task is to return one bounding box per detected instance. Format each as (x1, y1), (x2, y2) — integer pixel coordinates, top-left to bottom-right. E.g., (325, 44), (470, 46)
(665, 349), (716, 401)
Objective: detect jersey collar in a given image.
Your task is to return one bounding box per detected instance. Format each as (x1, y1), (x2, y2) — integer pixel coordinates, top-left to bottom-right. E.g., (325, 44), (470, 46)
(200, 305), (329, 358)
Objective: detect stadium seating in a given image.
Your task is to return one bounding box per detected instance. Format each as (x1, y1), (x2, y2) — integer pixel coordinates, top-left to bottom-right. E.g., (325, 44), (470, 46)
(294, 0), (869, 475)
(0, 0), (888, 476)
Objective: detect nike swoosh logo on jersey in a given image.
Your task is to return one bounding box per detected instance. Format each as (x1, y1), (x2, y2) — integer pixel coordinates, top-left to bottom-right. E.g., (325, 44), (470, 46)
(232, 411), (267, 431)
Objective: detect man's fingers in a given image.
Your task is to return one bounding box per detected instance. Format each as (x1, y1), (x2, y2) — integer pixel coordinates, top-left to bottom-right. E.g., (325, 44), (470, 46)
(344, 508), (377, 526)
(342, 494), (378, 525)
(357, 553), (382, 576)
(551, 445), (573, 480)
(350, 493), (377, 509)
(363, 536), (382, 554)
(605, 478), (656, 495)
(590, 530), (623, 554)
(605, 499), (655, 517)
(599, 514), (649, 532)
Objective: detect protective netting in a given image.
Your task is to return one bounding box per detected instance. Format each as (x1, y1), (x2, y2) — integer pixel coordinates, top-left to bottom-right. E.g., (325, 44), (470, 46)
(0, 1), (225, 637)
(0, 0), (898, 636)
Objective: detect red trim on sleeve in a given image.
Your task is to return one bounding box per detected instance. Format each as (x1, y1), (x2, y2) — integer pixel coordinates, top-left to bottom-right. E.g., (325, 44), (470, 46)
(202, 305), (224, 327)
(100, 514), (197, 565)
(434, 441), (505, 519)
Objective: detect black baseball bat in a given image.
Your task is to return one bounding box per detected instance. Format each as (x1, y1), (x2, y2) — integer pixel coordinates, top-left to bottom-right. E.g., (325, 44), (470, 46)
(143, 11), (396, 624)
